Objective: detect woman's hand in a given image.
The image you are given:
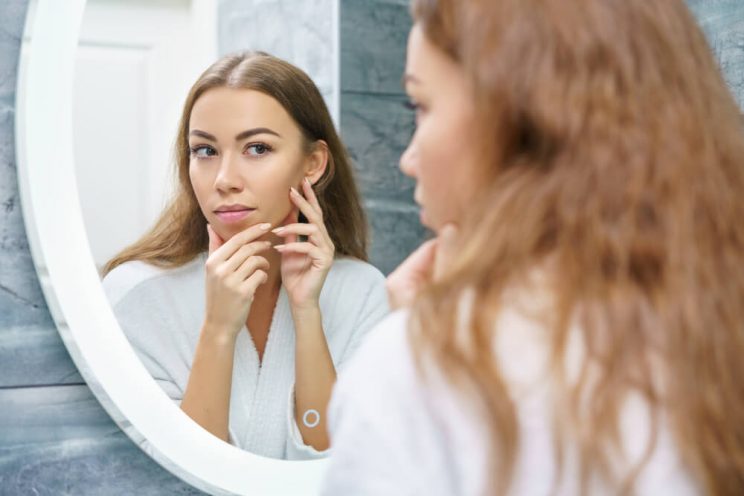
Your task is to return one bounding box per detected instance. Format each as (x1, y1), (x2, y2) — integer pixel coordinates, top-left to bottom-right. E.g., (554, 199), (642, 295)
(386, 223), (458, 310)
(203, 222), (272, 338)
(273, 178), (335, 311)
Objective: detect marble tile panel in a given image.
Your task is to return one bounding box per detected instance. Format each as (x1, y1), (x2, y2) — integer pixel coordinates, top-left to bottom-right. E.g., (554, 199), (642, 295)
(340, 91), (416, 204)
(0, 80), (79, 389)
(218, 0), (335, 94)
(340, 0), (411, 95)
(0, 0), (27, 102)
(688, 0), (744, 107)
(0, 385), (203, 495)
(366, 200), (429, 275)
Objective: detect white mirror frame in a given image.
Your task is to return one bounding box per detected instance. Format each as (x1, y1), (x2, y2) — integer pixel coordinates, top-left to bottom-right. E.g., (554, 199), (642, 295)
(15, 1), (328, 494)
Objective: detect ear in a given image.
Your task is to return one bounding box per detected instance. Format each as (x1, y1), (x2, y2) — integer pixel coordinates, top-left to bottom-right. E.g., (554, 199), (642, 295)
(303, 140), (329, 185)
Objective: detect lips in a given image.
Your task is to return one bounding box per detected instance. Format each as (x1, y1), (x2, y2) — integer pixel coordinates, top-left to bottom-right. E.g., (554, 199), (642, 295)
(214, 204), (255, 223)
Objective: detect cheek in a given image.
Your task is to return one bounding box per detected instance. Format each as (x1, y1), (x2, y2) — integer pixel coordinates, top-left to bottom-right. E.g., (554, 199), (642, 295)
(417, 121), (477, 217)
(255, 164), (302, 219)
(188, 166), (208, 206)
(262, 166), (299, 198)
(417, 126), (456, 194)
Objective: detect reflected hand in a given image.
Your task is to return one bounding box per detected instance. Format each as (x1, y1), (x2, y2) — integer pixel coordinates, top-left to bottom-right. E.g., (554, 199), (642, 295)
(386, 223), (458, 310)
(273, 179), (335, 311)
(203, 223), (272, 338)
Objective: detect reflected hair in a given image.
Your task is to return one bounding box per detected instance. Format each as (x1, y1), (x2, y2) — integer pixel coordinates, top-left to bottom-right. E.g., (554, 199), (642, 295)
(409, 0), (744, 494)
(103, 52), (368, 275)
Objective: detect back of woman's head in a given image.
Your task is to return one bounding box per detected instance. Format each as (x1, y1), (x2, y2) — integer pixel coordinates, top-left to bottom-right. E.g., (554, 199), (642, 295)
(410, 0), (744, 493)
(104, 52), (367, 275)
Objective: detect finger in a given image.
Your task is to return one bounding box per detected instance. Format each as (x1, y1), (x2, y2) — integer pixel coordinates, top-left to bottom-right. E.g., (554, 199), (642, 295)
(223, 241), (272, 273)
(433, 224), (459, 280)
(389, 238), (438, 281)
(240, 269), (268, 295)
(274, 241), (325, 259)
(207, 224), (224, 255)
(209, 222), (272, 263)
(301, 177), (322, 213)
(290, 186), (322, 225)
(234, 255), (270, 282)
(272, 223), (325, 244)
(386, 238), (439, 310)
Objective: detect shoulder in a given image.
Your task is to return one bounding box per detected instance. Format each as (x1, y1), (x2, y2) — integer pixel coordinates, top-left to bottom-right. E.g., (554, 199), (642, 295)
(102, 254), (206, 308)
(327, 257), (385, 287)
(321, 257), (386, 308)
(102, 260), (169, 307)
(334, 291), (555, 408)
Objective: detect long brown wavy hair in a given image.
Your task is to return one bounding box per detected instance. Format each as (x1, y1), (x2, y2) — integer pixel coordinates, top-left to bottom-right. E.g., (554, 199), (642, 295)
(408, 0), (744, 494)
(103, 52), (368, 275)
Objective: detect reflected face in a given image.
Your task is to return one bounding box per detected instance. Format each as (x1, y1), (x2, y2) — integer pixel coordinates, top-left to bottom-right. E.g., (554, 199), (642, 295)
(401, 24), (479, 232)
(188, 88), (316, 240)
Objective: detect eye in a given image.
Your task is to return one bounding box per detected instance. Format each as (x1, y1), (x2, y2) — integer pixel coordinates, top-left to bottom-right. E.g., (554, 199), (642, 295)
(403, 98), (424, 126)
(190, 145), (217, 158)
(245, 143), (273, 157)
(403, 99), (419, 112)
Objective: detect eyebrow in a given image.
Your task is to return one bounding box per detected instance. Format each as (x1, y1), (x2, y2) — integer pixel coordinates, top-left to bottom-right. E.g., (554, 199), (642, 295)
(189, 127), (281, 142)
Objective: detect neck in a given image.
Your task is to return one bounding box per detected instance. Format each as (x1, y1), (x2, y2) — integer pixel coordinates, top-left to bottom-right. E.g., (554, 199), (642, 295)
(257, 231), (283, 297)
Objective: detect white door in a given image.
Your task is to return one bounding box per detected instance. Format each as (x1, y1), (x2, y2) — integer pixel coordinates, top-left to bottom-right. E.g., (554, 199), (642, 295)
(73, 0), (217, 270)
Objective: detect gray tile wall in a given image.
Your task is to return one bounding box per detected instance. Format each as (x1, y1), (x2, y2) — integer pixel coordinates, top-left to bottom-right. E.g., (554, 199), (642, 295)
(340, 0), (428, 275)
(1, 0), (743, 494)
(0, 1), (202, 494)
(689, 0), (744, 107)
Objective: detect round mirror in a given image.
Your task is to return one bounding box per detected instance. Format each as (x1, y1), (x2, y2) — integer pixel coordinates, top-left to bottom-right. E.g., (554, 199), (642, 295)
(16, 0), (332, 493)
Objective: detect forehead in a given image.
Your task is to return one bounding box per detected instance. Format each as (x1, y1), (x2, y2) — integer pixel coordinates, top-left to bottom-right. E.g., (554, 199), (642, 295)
(189, 87), (296, 136)
(406, 24), (429, 72)
(405, 24), (461, 88)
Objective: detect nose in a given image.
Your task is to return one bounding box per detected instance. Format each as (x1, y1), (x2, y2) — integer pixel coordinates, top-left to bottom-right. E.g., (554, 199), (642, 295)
(399, 138), (418, 179)
(214, 152), (244, 193)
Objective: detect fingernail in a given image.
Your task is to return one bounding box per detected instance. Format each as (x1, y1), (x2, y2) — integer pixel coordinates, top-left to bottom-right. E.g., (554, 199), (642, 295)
(259, 223), (271, 230)
(274, 244), (286, 251)
(290, 187), (298, 195)
(304, 177), (311, 185)
(272, 227), (284, 233)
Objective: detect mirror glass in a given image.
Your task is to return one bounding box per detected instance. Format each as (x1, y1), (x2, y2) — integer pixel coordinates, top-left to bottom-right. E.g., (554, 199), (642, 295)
(69, 0), (390, 467)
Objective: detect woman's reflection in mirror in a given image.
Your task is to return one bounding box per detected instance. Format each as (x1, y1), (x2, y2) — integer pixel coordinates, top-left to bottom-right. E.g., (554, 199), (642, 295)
(102, 52), (388, 459)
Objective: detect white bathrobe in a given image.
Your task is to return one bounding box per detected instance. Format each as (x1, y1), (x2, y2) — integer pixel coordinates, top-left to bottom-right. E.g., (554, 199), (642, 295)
(322, 304), (700, 495)
(103, 253), (388, 460)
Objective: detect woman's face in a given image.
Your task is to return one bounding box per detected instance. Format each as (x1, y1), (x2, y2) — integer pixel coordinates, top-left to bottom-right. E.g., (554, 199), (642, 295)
(188, 87), (326, 241)
(401, 24), (479, 232)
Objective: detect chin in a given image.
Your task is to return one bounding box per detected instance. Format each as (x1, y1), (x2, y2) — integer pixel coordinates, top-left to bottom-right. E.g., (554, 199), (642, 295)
(419, 207), (435, 230)
(210, 220), (247, 241)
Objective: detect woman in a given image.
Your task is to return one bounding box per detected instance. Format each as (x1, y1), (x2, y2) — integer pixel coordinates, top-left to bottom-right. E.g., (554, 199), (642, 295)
(102, 52), (388, 460)
(323, 0), (744, 494)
